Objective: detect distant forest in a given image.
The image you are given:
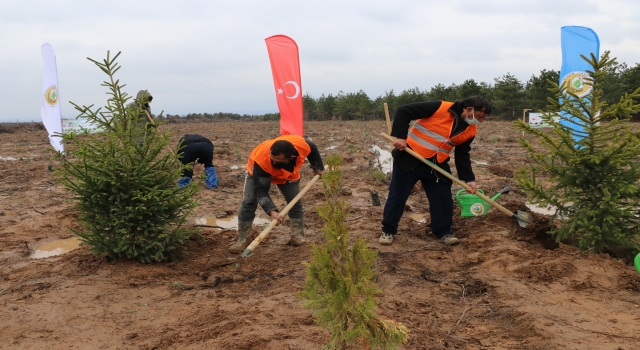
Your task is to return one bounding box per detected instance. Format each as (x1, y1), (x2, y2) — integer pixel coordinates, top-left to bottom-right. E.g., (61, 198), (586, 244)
(165, 60), (640, 123)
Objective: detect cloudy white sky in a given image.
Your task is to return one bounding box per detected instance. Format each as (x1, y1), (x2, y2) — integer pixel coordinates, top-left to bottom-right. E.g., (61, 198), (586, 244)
(2, 0), (640, 122)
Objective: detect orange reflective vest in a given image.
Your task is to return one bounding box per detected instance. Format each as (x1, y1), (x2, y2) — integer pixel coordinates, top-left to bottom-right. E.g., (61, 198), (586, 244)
(406, 101), (477, 163)
(246, 135), (311, 184)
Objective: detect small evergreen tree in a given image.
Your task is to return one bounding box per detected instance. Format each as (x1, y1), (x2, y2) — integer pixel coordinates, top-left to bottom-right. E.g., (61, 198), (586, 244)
(299, 155), (408, 350)
(55, 51), (199, 263)
(515, 51), (640, 257)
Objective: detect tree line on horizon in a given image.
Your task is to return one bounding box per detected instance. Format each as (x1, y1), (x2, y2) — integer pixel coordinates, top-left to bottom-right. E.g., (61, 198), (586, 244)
(164, 60), (640, 123)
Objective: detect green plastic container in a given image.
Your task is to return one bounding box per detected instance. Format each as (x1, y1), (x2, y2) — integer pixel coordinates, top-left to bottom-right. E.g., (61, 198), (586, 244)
(456, 186), (510, 217)
(635, 253), (640, 274)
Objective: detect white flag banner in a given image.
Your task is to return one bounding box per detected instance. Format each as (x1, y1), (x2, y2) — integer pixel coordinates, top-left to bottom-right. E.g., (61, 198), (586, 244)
(41, 43), (64, 153)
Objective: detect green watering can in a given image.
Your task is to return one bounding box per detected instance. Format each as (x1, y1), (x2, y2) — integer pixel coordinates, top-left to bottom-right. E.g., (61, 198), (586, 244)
(456, 186), (511, 217)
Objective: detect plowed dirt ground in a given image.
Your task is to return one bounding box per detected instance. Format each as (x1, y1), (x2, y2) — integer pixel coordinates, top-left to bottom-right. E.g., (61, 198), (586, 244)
(1, 120), (640, 349)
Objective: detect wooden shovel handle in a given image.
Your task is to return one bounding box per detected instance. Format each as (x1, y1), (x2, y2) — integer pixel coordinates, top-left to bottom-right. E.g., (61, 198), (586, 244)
(384, 103), (392, 135)
(144, 110), (155, 126)
(243, 174), (321, 256)
(379, 133), (516, 218)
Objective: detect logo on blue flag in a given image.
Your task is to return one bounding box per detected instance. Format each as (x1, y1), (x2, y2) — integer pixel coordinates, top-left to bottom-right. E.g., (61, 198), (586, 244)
(558, 26), (600, 142)
(561, 71), (590, 97)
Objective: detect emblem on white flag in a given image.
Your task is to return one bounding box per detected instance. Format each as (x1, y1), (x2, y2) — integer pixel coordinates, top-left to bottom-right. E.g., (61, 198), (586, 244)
(45, 85), (59, 106)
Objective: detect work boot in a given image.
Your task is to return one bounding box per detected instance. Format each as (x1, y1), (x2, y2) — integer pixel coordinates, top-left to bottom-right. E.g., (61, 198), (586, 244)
(440, 234), (460, 246)
(177, 177), (191, 188)
(204, 166), (218, 189)
(379, 232), (394, 245)
(229, 220), (252, 253)
(289, 217), (305, 246)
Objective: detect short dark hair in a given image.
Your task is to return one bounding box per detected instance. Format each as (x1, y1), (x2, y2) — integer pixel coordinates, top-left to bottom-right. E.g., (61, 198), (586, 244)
(270, 140), (295, 158)
(461, 95), (492, 114)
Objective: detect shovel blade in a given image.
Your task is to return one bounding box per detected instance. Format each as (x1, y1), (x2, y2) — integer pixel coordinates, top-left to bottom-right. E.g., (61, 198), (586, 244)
(515, 210), (532, 227)
(241, 248), (252, 259)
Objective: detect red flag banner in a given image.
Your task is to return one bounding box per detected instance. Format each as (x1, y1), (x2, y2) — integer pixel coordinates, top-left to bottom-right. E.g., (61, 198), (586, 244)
(265, 35), (303, 136)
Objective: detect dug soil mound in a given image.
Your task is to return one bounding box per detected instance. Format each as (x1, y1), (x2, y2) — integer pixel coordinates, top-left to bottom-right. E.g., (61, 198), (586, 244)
(1, 121), (639, 349)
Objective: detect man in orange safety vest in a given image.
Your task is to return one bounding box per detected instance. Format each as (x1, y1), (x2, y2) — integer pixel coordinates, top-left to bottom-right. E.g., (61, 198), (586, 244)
(229, 135), (325, 253)
(379, 95), (492, 246)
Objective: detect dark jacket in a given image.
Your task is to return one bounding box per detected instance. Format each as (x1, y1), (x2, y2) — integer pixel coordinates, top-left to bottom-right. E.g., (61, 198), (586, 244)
(391, 101), (475, 182)
(179, 134), (213, 148)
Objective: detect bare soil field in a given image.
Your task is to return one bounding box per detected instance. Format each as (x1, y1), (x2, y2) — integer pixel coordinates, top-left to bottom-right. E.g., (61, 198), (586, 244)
(1, 120), (640, 349)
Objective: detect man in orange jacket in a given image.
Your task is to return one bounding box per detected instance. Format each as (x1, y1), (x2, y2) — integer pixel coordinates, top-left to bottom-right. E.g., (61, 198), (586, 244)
(229, 135), (325, 253)
(379, 95), (491, 246)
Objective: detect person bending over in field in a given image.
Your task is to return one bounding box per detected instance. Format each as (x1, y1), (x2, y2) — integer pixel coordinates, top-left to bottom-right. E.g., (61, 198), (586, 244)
(229, 135), (325, 253)
(177, 134), (218, 189)
(379, 95), (491, 247)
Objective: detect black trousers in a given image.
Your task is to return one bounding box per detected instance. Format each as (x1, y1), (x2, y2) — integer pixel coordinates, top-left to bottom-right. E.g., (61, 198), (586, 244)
(381, 161), (454, 239)
(180, 142), (214, 178)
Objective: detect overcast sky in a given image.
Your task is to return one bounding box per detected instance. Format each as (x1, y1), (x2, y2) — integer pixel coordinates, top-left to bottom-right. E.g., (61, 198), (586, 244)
(1, 0), (640, 122)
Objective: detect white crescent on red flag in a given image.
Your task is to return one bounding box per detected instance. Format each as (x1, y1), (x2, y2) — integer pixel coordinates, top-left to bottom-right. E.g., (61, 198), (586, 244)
(265, 35), (303, 136)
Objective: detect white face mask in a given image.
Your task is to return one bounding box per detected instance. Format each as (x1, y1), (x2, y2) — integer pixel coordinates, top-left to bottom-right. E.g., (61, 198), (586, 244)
(464, 109), (481, 125)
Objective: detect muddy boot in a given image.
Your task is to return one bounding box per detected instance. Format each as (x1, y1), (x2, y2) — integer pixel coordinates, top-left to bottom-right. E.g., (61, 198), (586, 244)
(289, 217), (305, 246)
(229, 220), (252, 253)
(440, 234), (459, 246)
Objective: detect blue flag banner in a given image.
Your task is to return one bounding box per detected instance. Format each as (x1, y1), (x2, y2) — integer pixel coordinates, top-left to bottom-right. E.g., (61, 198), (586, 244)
(558, 26), (600, 142)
